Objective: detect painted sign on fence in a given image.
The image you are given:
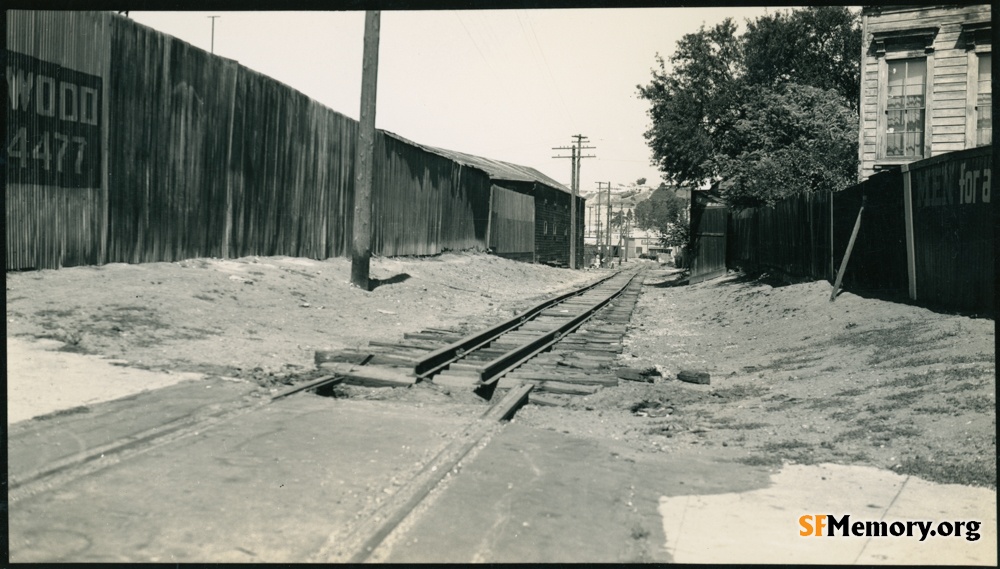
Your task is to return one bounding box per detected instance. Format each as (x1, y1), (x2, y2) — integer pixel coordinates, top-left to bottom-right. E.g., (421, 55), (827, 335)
(911, 149), (991, 208)
(905, 146), (993, 312)
(6, 51), (103, 188)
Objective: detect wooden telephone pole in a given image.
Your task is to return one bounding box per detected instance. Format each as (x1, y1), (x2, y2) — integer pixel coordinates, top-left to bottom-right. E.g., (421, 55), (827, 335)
(351, 11), (380, 290)
(605, 182), (612, 267)
(553, 135), (595, 269)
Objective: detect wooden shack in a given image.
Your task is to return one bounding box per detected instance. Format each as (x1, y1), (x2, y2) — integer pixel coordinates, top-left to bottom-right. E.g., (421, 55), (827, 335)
(859, 4), (992, 180)
(422, 145), (585, 268)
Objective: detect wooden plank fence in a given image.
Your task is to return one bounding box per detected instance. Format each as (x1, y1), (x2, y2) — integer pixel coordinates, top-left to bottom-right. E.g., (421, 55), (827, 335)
(6, 11), (111, 269)
(689, 192), (728, 284)
(904, 146), (993, 312)
(6, 10), (493, 271)
(728, 190), (831, 281)
(725, 147), (991, 313)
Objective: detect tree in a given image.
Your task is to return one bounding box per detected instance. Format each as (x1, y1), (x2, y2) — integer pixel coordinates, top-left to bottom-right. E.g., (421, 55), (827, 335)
(636, 177), (647, 186)
(637, 7), (861, 207)
(634, 185), (689, 248)
(609, 209), (633, 230)
(711, 83), (859, 207)
(637, 19), (741, 188)
(742, 7), (861, 110)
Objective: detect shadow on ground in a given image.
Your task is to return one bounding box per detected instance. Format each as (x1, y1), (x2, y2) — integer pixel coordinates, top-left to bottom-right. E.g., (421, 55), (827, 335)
(369, 273), (412, 290)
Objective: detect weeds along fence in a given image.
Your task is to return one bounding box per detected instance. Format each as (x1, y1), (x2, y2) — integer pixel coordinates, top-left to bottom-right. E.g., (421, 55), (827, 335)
(726, 146), (992, 313)
(6, 10), (492, 271)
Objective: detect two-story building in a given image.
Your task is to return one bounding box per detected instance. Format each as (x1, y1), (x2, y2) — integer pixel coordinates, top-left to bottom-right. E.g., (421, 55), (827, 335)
(859, 4), (991, 179)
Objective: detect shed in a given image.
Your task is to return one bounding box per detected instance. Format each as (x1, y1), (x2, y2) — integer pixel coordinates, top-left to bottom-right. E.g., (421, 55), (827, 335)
(384, 134), (585, 268)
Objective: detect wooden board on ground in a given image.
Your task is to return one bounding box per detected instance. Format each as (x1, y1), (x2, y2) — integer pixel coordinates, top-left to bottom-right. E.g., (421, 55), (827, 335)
(506, 371), (618, 386)
(677, 369), (711, 385)
(536, 381), (600, 395)
(315, 350), (415, 367)
(318, 362), (417, 388)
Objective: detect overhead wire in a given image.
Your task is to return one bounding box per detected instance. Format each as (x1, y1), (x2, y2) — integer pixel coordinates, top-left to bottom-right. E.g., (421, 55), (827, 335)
(453, 11), (498, 77)
(518, 10), (576, 127)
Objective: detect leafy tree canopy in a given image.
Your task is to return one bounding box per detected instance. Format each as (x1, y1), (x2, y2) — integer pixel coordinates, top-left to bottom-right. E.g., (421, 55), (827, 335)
(637, 7), (860, 207)
(634, 185), (689, 247)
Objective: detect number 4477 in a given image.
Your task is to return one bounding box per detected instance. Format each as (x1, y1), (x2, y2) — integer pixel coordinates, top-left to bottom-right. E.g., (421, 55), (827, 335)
(7, 127), (88, 174)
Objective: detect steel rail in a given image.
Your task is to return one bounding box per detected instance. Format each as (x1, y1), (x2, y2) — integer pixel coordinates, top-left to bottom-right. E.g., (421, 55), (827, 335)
(412, 271), (621, 379)
(475, 271), (639, 385)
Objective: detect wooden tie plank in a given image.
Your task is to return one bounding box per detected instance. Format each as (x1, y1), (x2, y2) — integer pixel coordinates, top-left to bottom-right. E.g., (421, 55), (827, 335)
(315, 350), (416, 367)
(404, 332), (465, 342)
(367, 340), (439, 351)
(506, 372), (618, 386)
(317, 362), (416, 388)
(536, 381), (600, 395)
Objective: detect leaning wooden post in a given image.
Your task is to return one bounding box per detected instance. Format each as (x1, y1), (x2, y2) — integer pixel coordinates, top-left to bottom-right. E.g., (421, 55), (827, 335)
(351, 11), (381, 290)
(830, 195), (865, 301)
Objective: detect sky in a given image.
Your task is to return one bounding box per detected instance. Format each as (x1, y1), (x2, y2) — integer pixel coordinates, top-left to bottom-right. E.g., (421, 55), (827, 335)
(130, 8), (785, 195)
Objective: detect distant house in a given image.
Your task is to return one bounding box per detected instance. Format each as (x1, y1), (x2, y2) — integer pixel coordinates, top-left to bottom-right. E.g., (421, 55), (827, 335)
(859, 4), (992, 179)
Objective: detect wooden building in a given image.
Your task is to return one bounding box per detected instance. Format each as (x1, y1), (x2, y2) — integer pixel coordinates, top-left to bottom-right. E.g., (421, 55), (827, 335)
(423, 145), (585, 268)
(859, 4), (992, 179)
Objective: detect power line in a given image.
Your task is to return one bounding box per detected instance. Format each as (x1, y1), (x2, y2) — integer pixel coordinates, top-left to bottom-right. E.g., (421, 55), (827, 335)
(520, 10), (575, 126)
(453, 12), (496, 77)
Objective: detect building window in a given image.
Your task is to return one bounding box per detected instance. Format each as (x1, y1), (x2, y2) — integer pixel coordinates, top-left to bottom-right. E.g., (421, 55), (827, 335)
(885, 58), (926, 158)
(543, 221), (548, 235)
(976, 53), (992, 146)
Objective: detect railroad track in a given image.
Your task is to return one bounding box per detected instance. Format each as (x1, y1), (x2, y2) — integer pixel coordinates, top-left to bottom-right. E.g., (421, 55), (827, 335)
(315, 267), (646, 399)
(10, 266), (650, 562)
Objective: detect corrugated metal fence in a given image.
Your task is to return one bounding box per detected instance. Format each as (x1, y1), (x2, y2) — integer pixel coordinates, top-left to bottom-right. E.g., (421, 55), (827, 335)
(6, 11), (491, 270)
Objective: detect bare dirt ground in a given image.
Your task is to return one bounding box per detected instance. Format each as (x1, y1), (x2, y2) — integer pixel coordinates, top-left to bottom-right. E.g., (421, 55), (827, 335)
(6, 253), (594, 391)
(514, 265), (996, 489)
(6, 254), (995, 489)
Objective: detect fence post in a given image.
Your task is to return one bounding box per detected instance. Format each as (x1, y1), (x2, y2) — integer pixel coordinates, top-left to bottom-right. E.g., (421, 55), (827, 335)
(902, 164), (917, 300)
(829, 190), (835, 281)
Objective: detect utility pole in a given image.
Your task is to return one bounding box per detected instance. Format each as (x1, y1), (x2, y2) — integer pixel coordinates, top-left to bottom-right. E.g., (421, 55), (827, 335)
(595, 182), (608, 267)
(553, 135), (595, 269)
(605, 182), (612, 267)
(594, 185), (602, 267)
(208, 16), (219, 54)
(351, 11), (380, 290)
(619, 201), (626, 263)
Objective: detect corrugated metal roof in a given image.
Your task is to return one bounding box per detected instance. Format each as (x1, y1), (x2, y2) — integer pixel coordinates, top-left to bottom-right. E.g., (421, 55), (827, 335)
(380, 130), (572, 195)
